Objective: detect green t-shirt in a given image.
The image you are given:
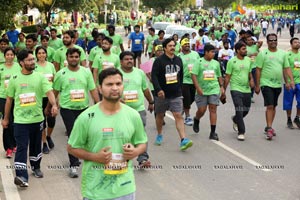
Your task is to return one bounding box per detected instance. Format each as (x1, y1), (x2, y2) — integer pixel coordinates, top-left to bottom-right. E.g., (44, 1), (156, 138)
(15, 41), (26, 51)
(46, 46), (55, 63)
(0, 62), (21, 98)
(53, 45), (86, 70)
(287, 51), (300, 84)
(124, 18), (130, 26)
(48, 38), (63, 50)
(78, 27), (86, 39)
(68, 103), (147, 200)
(256, 49), (289, 88)
(53, 66), (95, 110)
(88, 46), (103, 62)
(191, 57), (221, 95)
(92, 53), (120, 73)
(178, 51), (200, 84)
(146, 35), (158, 53)
(120, 67), (147, 111)
(253, 25), (261, 35)
(35, 61), (56, 97)
(174, 42), (181, 56)
(246, 44), (259, 69)
(0, 53), (5, 64)
(6, 71), (52, 124)
(226, 56), (252, 93)
(109, 34), (123, 55)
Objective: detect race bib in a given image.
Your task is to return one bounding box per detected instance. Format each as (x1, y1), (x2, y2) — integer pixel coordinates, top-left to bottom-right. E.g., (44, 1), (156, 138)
(203, 70), (215, 80)
(63, 60), (68, 67)
(102, 61), (114, 70)
(134, 39), (141, 45)
(123, 90), (138, 102)
(294, 61), (300, 70)
(188, 64), (194, 73)
(165, 72), (178, 84)
(4, 75), (10, 88)
(104, 153), (128, 175)
(70, 89), (85, 102)
(19, 93), (37, 107)
(44, 73), (54, 82)
(250, 55), (256, 62)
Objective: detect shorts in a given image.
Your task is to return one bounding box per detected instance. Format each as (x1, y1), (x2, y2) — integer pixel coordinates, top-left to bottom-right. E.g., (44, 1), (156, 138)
(138, 110), (147, 127)
(195, 94), (219, 108)
(132, 51), (142, 59)
(154, 96), (183, 114)
(182, 84), (195, 109)
(261, 86), (282, 107)
(42, 97), (56, 129)
(283, 83), (300, 110)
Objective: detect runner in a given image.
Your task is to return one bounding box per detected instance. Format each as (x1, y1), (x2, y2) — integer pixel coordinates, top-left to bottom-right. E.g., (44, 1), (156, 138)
(49, 28), (63, 50)
(145, 27), (158, 58)
(128, 25), (145, 68)
(107, 25), (124, 55)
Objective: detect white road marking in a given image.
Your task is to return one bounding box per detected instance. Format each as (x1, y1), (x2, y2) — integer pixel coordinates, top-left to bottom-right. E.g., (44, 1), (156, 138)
(165, 112), (272, 172)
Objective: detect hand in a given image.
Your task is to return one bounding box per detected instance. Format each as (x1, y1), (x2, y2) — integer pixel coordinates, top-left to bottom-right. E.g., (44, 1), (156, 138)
(51, 105), (58, 117)
(220, 86), (225, 96)
(255, 86), (260, 95)
(1, 119), (8, 129)
(157, 90), (165, 99)
(148, 104), (154, 113)
(250, 80), (255, 89)
(196, 88), (203, 95)
(95, 146), (112, 164)
(285, 83), (291, 91)
(290, 81), (295, 90)
(123, 143), (138, 160)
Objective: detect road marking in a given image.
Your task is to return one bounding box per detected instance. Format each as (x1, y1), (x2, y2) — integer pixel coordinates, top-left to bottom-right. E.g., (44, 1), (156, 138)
(165, 112), (272, 172)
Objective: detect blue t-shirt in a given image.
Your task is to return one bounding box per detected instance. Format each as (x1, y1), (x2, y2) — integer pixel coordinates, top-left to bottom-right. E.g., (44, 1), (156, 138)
(129, 32), (144, 52)
(226, 30), (236, 49)
(6, 30), (19, 46)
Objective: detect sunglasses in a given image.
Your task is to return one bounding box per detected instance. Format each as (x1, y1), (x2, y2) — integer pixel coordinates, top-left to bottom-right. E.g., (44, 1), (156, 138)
(268, 39), (277, 42)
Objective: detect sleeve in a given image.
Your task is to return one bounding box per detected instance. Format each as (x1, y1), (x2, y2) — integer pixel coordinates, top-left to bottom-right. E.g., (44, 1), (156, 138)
(218, 50), (222, 58)
(53, 50), (61, 63)
(255, 51), (264, 68)
(119, 35), (123, 44)
(6, 77), (15, 98)
(283, 52), (290, 69)
(52, 71), (61, 91)
(68, 113), (88, 148)
(226, 59), (233, 75)
(115, 57), (121, 68)
(92, 55), (100, 69)
(89, 48), (95, 62)
(151, 58), (162, 93)
(41, 74), (52, 94)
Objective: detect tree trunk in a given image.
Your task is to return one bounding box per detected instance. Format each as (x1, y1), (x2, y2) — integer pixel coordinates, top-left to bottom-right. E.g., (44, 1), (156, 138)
(45, 10), (51, 24)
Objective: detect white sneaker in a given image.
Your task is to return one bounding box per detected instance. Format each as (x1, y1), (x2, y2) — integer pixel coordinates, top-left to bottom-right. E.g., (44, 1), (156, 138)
(231, 116), (238, 132)
(184, 117), (193, 126)
(69, 167), (79, 178)
(237, 134), (245, 141)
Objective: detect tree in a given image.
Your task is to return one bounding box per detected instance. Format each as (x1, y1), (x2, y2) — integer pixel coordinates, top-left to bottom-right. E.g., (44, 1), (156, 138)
(203, 0), (235, 12)
(142, 0), (181, 13)
(0, 0), (26, 32)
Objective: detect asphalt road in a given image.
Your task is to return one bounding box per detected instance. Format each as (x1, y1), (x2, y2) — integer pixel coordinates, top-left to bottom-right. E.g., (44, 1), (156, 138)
(0, 25), (300, 200)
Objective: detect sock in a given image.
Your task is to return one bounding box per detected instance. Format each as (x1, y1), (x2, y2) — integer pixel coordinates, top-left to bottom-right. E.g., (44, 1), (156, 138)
(288, 117), (292, 122)
(211, 125), (216, 133)
(43, 142), (47, 146)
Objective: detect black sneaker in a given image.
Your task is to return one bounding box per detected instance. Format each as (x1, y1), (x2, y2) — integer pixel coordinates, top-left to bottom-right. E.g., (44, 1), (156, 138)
(42, 144), (50, 154)
(193, 117), (200, 133)
(209, 132), (219, 141)
(138, 160), (151, 169)
(294, 117), (300, 129)
(14, 176), (28, 187)
(287, 120), (294, 129)
(46, 136), (55, 149)
(32, 168), (44, 178)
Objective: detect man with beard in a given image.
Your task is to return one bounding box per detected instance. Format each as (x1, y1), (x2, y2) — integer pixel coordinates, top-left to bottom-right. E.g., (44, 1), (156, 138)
(88, 33), (105, 69)
(128, 25), (144, 68)
(2, 50), (58, 187)
(255, 33), (295, 140)
(68, 67), (147, 200)
(223, 42), (254, 141)
(50, 48), (99, 178)
(53, 30), (86, 71)
(107, 25), (124, 55)
(92, 37), (120, 86)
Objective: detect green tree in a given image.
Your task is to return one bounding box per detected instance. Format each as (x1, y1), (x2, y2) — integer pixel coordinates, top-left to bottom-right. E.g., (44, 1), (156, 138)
(142, 0), (181, 13)
(203, 0), (235, 12)
(0, 0), (26, 32)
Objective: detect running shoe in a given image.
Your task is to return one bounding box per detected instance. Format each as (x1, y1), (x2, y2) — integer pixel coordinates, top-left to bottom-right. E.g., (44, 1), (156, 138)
(180, 138), (193, 151)
(46, 136), (55, 149)
(193, 117), (200, 133)
(138, 160), (151, 168)
(6, 148), (13, 158)
(209, 132), (219, 141)
(32, 168), (44, 178)
(184, 117), (193, 126)
(237, 134), (245, 141)
(155, 134), (163, 145)
(265, 128), (273, 140)
(294, 117), (300, 129)
(231, 116), (238, 132)
(265, 127), (276, 137)
(13, 147), (17, 153)
(42, 144), (50, 154)
(14, 176), (28, 187)
(69, 167), (79, 178)
(287, 120), (294, 129)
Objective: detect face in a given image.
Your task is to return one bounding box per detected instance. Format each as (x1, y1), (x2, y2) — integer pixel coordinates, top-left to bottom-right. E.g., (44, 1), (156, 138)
(96, 36), (103, 46)
(36, 48), (47, 61)
(50, 31), (57, 39)
(155, 50), (163, 57)
(26, 39), (35, 49)
(159, 32), (165, 39)
(237, 46), (247, 57)
(108, 28), (114, 35)
(182, 43), (190, 51)
(267, 35), (277, 49)
(63, 34), (73, 46)
(0, 42), (8, 52)
(246, 37), (254, 45)
(164, 41), (175, 55)
(121, 55), (134, 69)
(19, 34), (25, 41)
(134, 27), (140, 33)
(205, 50), (215, 60)
(291, 39), (300, 50)
(66, 52), (80, 68)
(21, 54), (35, 72)
(101, 40), (112, 52)
(4, 50), (15, 62)
(41, 39), (48, 48)
(99, 74), (123, 103)
(173, 35), (178, 41)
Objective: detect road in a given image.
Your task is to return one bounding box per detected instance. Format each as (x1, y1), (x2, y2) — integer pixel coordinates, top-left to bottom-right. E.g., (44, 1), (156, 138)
(0, 25), (300, 200)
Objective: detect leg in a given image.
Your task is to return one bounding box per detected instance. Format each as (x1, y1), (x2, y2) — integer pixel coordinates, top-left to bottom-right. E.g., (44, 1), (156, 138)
(29, 122), (43, 171)
(172, 112), (186, 139)
(231, 91), (246, 134)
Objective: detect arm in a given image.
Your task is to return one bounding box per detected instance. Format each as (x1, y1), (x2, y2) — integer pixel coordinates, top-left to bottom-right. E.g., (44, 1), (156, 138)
(191, 74), (203, 95)
(223, 74), (231, 92)
(120, 43), (124, 52)
(255, 67), (262, 94)
(123, 143), (147, 160)
(80, 60), (87, 68)
(53, 61), (60, 72)
(249, 72), (255, 89)
(143, 88), (154, 113)
(1, 97), (13, 128)
(218, 76), (225, 95)
(46, 90), (58, 117)
(93, 68), (99, 85)
(283, 67), (295, 90)
(90, 88), (100, 103)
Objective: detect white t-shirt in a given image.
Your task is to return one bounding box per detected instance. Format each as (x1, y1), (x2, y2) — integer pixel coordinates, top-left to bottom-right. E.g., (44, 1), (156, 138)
(218, 49), (234, 60)
(261, 21), (268, 28)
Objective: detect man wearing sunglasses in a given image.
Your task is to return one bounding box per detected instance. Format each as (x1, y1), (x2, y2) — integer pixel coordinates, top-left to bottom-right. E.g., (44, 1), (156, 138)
(255, 33), (295, 140)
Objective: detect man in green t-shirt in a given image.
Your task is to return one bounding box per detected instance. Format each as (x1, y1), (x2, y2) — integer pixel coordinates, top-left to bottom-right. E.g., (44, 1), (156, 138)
(191, 44), (224, 141)
(283, 37), (300, 129)
(67, 67), (147, 200)
(107, 25), (124, 56)
(2, 50), (58, 187)
(52, 48), (99, 178)
(40, 35), (55, 63)
(255, 33), (295, 140)
(0, 38), (9, 64)
(119, 51), (153, 167)
(88, 33), (105, 69)
(145, 27), (158, 58)
(224, 42), (254, 141)
(49, 28), (63, 50)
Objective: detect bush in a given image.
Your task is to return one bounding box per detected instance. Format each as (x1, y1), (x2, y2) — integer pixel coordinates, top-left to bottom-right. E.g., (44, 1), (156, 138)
(21, 24), (47, 34)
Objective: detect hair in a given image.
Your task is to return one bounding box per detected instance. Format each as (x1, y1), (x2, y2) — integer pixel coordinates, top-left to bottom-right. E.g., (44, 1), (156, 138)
(92, 30), (99, 38)
(290, 37), (299, 45)
(107, 25), (115, 30)
(158, 30), (165, 35)
(17, 49), (33, 63)
(41, 35), (49, 41)
(102, 36), (113, 45)
(0, 38), (9, 45)
(97, 33), (105, 39)
(98, 67), (123, 86)
(162, 37), (174, 48)
(266, 33), (277, 41)
(204, 44), (215, 52)
(4, 47), (15, 56)
(148, 27), (155, 32)
(25, 34), (37, 42)
(119, 51), (134, 60)
(134, 25), (140, 29)
(66, 48), (81, 57)
(63, 30), (75, 39)
(35, 46), (47, 61)
(50, 28), (57, 33)
(234, 42), (246, 52)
